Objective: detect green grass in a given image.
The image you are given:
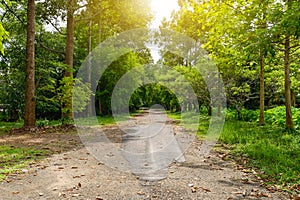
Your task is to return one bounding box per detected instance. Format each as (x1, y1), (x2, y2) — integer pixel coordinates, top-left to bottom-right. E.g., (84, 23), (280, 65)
(221, 121), (300, 189)
(0, 145), (48, 181)
(0, 121), (23, 135)
(168, 111), (210, 136)
(168, 112), (300, 193)
(0, 115), (125, 131)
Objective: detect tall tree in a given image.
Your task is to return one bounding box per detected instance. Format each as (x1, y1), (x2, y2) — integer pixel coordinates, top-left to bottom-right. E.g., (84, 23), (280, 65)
(283, 0), (295, 130)
(284, 32), (294, 129)
(24, 0), (36, 128)
(61, 0), (75, 124)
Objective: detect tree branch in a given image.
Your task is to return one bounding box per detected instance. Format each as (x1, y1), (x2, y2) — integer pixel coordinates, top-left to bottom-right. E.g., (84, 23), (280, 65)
(46, 19), (67, 35)
(75, 3), (89, 11)
(36, 38), (66, 56)
(291, 46), (300, 55)
(275, 46), (285, 52)
(291, 44), (300, 49)
(1, 0), (25, 24)
(1, 11), (7, 21)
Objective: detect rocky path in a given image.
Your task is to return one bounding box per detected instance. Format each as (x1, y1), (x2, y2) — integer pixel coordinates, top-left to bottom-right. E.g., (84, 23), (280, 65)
(0, 110), (290, 199)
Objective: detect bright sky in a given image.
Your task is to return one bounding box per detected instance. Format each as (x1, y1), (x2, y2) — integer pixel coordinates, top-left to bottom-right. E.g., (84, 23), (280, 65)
(150, 0), (180, 28)
(148, 0), (180, 63)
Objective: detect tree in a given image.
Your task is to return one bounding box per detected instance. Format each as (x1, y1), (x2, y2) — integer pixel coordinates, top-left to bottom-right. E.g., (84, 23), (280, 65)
(61, 0), (75, 124)
(282, 0), (297, 130)
(269, 0), (300, 130)
(166, 0), (299, 130)
(0, 0), (153, 123)
(24, 0), (36, 128)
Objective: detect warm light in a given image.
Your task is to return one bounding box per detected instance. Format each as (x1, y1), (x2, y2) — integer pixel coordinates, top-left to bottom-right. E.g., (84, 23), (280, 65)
(150, 0), (179, 28)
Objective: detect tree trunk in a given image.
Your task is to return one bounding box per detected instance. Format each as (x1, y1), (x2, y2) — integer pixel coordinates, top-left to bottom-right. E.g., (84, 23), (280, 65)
(97, 19), (103, 115)
(62, 0), (75, 124)
(87, 19), (93, 116)
(24, 0), (36, 128)
(259, 49), (265, 125)
(284, 34), (294, 130)
(217, 71), (221, 117)
(291, 90), (296, 107)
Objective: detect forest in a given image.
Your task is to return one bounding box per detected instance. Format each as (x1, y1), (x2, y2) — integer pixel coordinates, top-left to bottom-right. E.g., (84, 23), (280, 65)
(0, 0), (299, 198)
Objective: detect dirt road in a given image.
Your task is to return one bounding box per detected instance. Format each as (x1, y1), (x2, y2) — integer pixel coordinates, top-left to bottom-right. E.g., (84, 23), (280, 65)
(0, 110), (289, 199)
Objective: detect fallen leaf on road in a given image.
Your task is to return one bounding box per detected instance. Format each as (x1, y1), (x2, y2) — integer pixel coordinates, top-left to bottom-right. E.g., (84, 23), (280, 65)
(292, 195), (300, 200)
(199, 187), (211, 192)
(231, 191), (243, 195)
(137, 191), (145, 195)
(58, 193), (66, 198)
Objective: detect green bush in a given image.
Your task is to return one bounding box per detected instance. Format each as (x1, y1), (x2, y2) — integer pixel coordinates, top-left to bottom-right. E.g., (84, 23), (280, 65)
(227, 106), (300, 131)
(225, 108), (258, 122)
(240, 109), (259, 122)
(265, 106), (300, 131)
(37, 119), (49, 127)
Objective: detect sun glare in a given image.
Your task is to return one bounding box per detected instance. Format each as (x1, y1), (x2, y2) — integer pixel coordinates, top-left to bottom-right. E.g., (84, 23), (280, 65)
(150, 0), (179, 28)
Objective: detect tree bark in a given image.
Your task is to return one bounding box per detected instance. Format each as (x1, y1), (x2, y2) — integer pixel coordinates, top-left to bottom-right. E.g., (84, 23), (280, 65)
(259, 49), (265, 125)
(217, 71), (221, 117)
(97, 18), (103, 115)
(87, 19), (93, 116)
(24, 0), (36, 128)
(284, 34), (294, 130)
(62, 0), (75, 124)
(291, 90), (296, 107)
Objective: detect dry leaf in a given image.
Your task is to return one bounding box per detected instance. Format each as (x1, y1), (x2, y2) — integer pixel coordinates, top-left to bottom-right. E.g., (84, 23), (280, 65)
(199, 187), (211, 192)
(137, 191), (145, 195)
(191, 188), (197, 193)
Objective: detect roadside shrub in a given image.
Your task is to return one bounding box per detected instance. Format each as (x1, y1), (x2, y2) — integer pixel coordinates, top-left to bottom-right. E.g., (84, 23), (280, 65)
(227, 106), (300, 131)
(240, 109), (259, 122)
(265, 106), (300, 131)
(225, 109), (236, 120)
(225, 108), (258, 122)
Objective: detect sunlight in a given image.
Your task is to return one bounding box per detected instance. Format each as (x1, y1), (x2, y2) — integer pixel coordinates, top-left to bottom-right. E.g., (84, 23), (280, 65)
(150, 0), (179, 28)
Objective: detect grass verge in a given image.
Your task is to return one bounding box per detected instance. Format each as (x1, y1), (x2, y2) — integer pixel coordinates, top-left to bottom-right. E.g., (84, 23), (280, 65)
(0, 114), (132, 182)
(0, 145), (48, 181)
(168, 112), (300, 193)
